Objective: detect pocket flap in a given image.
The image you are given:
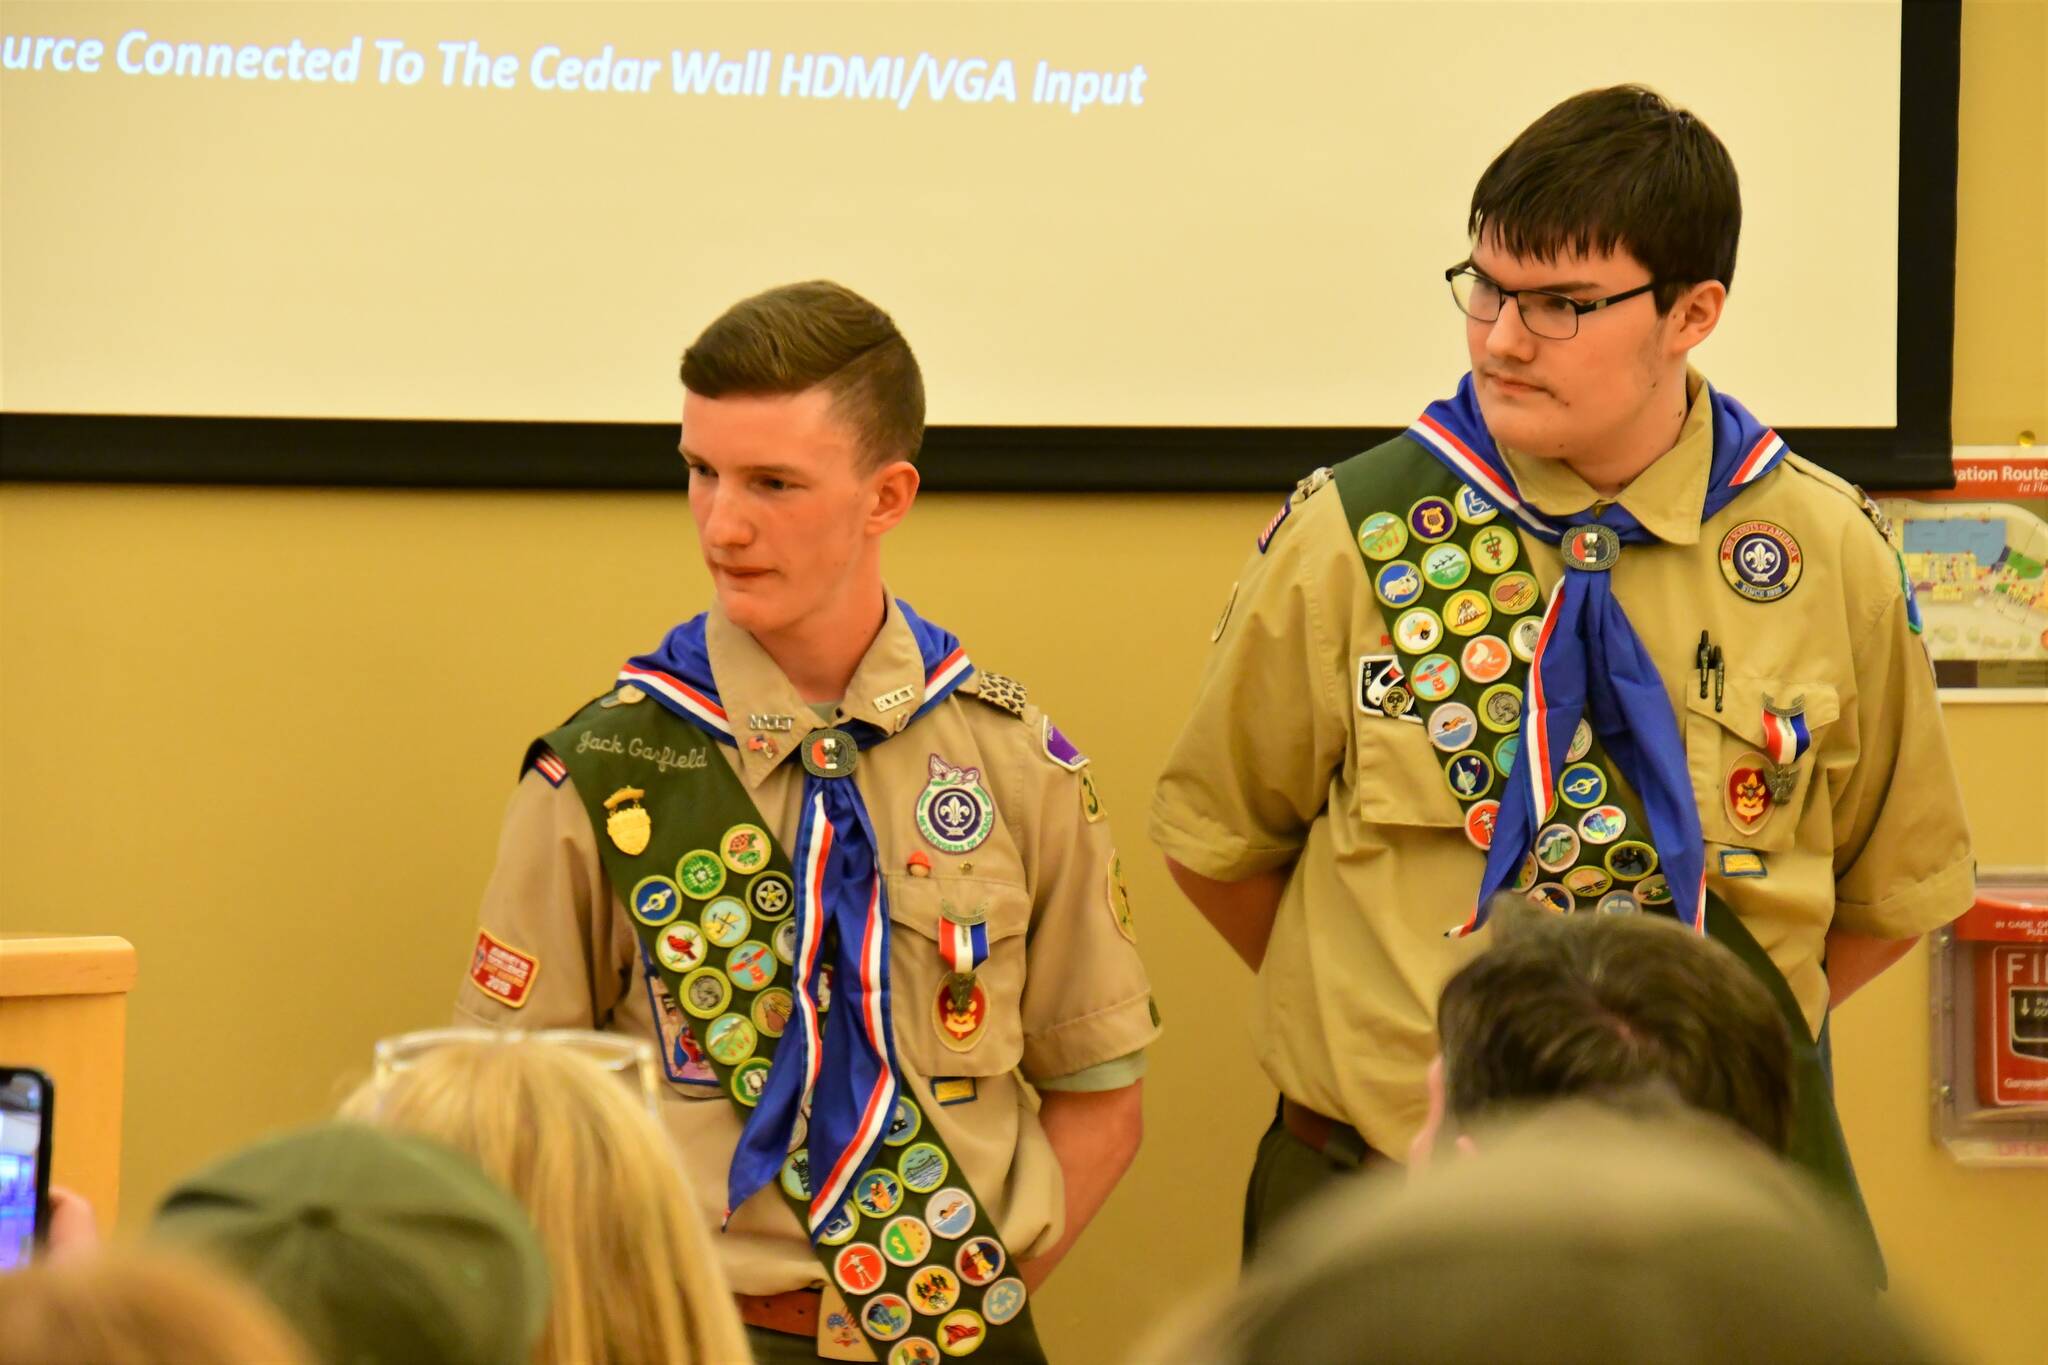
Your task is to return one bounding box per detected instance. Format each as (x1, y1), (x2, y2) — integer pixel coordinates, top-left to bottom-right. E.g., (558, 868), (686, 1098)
(885, 875), (1030, 944)
(1684, 677), (1840, 747)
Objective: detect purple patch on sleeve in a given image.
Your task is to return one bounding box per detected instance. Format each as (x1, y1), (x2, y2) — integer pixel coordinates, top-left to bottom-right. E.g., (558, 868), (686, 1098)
(1043, 721), (1087, 771)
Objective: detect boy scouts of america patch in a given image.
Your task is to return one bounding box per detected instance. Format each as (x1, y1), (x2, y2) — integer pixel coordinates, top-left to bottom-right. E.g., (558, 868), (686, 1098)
(469, 928), (538, 1008)
(916, 754), (996, 855)
(1718, 520), (1803, 602)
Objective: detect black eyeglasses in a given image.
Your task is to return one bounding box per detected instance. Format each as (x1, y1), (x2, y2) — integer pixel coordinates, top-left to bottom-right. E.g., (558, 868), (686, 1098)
(1445, 265), (1659, 340)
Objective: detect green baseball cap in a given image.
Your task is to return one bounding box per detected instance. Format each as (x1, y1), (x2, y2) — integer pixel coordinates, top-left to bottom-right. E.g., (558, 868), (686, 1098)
(150, 1121), (550, 1365)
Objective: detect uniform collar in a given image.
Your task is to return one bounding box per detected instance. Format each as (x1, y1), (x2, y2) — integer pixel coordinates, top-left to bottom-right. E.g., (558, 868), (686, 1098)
(706, 593), (932, 788)
(1501, 369), (1714, 547)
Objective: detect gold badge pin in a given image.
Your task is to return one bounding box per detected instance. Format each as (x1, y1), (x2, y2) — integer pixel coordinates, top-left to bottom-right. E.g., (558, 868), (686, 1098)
(603, 787), (652, 856)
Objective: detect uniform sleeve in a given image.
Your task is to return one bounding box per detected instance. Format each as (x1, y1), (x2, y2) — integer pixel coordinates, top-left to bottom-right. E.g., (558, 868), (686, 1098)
(1148, 492), (1354, 880)
(1013, 734), (1161, 1085)
(455, 768), (636, 1029)
(1828, 586), (1976, 938)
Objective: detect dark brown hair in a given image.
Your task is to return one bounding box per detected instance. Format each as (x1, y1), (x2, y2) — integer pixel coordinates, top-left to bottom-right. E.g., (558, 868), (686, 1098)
(679, 280), (925, 468)
(1470, 85), (1741, 311)
(1436, 910), (1794, 1152)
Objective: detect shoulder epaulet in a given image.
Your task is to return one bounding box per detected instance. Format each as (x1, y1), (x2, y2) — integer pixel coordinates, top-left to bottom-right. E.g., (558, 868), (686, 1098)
(523, 683), (648, 785)
(1293, 466), (1335, 504)
(958, 670), (1028, 719)
(1854, 484), (1897, 544)
(1255, 466), (1336, 555)
(1781, 453), (1895, 539)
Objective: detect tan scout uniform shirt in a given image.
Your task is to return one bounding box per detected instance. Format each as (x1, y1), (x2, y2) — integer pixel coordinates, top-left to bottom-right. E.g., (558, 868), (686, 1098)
(460, 599), (1159, 1296)
(1151, 377), (1974, 1160)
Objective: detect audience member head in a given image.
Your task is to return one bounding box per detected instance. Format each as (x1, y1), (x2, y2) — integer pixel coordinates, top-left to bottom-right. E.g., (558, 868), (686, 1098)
(340, 1031), (749, 1365)
(1147, 1101), (1946, 1365)
(0, 1248), (315, 1365)
(149, 1120), (550, 1365)
(1420, 908), (1794, 1159)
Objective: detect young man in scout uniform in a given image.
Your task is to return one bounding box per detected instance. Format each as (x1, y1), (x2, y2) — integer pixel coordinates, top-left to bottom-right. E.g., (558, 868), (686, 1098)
(458, 281), (1157, 1364)
(1151, 86), (1973, 1268)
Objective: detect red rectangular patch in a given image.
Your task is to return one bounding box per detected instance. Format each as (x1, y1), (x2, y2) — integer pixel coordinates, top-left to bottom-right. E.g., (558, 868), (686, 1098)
(469, 928), (539, 1008)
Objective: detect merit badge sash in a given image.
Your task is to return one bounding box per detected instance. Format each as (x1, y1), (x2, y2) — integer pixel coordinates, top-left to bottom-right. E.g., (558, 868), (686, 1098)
(535, 607), (1034, 1358)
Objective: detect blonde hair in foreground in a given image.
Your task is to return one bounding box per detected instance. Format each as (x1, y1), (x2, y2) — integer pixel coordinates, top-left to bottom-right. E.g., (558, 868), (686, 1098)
(0, 1249), (315, 1365)
(342, 1038), (751, 1365)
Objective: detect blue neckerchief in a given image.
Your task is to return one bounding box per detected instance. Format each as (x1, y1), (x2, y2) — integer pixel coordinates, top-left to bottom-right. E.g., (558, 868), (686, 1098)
(619, 601), (972, 1235)
(1407, 374), (1788, 936)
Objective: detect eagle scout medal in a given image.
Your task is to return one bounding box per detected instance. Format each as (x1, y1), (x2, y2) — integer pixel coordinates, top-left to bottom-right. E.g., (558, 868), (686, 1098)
(747, 871), (794, 920)
(721, 823), (771, 874)
(899, 1143), (950, 1193)
(1464, 800), (1499, 850)
(1726, 752), (1775, 834)
(1445, 752), (1494, 800)
(1719, 521), (1803, 602)
(1428, 702), (1478, 753)
(1454, 484), (1498, 524)
(1477, 683), (1522, 732)
(909, 1266), (961, 1315)
(1393, 608), (1443, 653)
(752, 987), (793, 1037)
(1410, 654), (1459, 702)
(882, 1217), (934, 1267)
(935, 977), (990, 1051)
(955, 1237), (1006, 1287)
(1577, 805), (1627, 845)
(654, 920), (707, 971)
(1357, 511), (1408, 561)
(916, 755), (996, 855)
(1760, 693), (1811, 800)
(864, 1295), (914, 1341)
(1605, 841), (1659, 882)
(937, 1311), (984, 1356)
(803, 728), (860, 778)
(1375, 560), (1425, 609)
(677, 849), (726, 899)
(604, 787), (652, 856)
(1561, 523), (1622, 572)
(701, 896), (750, 947)
(926, 1188), (976, 1239)
(1444, 589), (1493, 637)
(982, 1279), (1027, 1327)
(705, 1012), (758, 1065)
(1491, 571), (1540, 616)
(1106, 851), (1138, 943)
(1408, 496), (1456, 543)
(630, 875), (685, 927)
(1422, 543), (1471, 590)
(1461, 635), (1511, 685)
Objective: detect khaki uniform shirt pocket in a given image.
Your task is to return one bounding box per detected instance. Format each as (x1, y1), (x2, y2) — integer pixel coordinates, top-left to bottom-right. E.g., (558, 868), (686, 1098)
(1687, 677), (1841, 852)
(1353, 713), (1470, 833)
(885, 873), (1029, 1079)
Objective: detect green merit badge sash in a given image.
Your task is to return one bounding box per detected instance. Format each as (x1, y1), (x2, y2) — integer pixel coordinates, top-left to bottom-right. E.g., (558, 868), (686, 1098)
(1331, 437), (1884, 1281)
(538, 694), (1035, 1357)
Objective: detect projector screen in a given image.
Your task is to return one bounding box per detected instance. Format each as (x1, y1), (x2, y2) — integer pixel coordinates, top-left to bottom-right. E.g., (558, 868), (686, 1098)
(0, 1), (1949, 489)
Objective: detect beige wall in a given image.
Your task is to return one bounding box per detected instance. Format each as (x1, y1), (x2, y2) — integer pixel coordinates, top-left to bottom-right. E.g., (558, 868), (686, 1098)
(2, 5), (2043, 1362)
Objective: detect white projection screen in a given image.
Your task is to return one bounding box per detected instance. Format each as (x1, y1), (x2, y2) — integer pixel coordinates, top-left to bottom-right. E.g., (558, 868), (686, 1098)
(0, 0), (1956, 490)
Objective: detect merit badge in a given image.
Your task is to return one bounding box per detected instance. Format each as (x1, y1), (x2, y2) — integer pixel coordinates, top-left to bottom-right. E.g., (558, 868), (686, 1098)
(1726, 751), (1775, 835)
(909, 1266), (961, 1316)
(1489, 729), (1522, 773)
(726, 941), (776, 991)
(1422, 543), (1471, 590)
(856, 1168), (906, 1220)
(1464, 800), (1499, 850)
(781, 1149), (812, 1201)
(1534, 824), (1581, 873)
(1508, 614), (1543, 661)
(772, 917), (800, 965)
(1577, 805), (1627, 845)
(817, 1200), (861, 1247)
(1605, 841), (1659, 882)
(882, 1217), (933, 1268)
(1719, 850), (1768, 879)
(1597, 891), (1641, 915)
(917, 755), (996, 855)
(1357, 511), (1408, 561)
(899, 1142), (950, 1193)
(677, 850), (727, 900)
(865, 1294), (915, 1342)
(1564, 866), (1614, 899)
(1393, 608), (1443, 653)
(1566, 719), (1594, 763)
(603, 787), (652, 856)
(1410, 653), (1459, 702)
(705, 1012), (758, 1066)
(1634, 874), (1673, 907)
(1106, 851), (1138, 943)
(1445, 752), (1495, 801)
(1528, 883), (1573, 914)
(937, 1310), (985, 1357)
(720, 824), (771, 874)
(1042, 719), (1088, 772)
(1461, 635), (1512, 685)
(1719, 521), (1803, 602)
(886, 1095), (924, 1147)
(1380, 685), (1415, 719)
(875, 684), (918, 713)
(955, 1237), (1005, 1287)
(891, 1342), (942, 1365)
(834, 1244), (888, 1296)
(1477, 683), (1522, 733)
(803, 728), (860, 778)
(1375, 560), (1425, 609)
(701, 897), (750, 948)
(629, 875), (685, 928)
(1408, 496), (1456, 543)
(982, 1279), (1027, 1327)
(1454, 484), (1499, 525)
(469, 929), (539, 1008)
(1512, 853), (1540, 892)
(1357, 655), (1408, 714)
(1210, 581), (1239, 642)
(752, 986), (793, 1038)
(680, 967), (732, 1019)
(1561, 523), (1622, 572)
(654, 921), (707, 972)
(1443, 589), (1492, 637)
(731, 1057), (772, 1107)
(1491, 571), (1540, 616)
(747, 871), (795, 920)
(1469, 524), (1519, 574)
(1556, 762), (1606, 809)
(1080, 769), (1105, 823)
(1428, 702), (1478, 753)
(935, 977), (990, 1051)
(926, 1188), (976, 1239)
(1256, 497), (1292, 553)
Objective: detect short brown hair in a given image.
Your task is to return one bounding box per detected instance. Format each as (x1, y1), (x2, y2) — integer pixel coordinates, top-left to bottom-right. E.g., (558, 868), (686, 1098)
(1470, 85), (1741, 312)
(1436, 910), (1794, 1152)
(679, 280), (925, 468)
(0, 1250), (315, 1365)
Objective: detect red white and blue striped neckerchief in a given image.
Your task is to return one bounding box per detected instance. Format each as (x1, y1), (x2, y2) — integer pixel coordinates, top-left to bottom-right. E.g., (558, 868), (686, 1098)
(618, 601), (973, 1236)
(1407, 372), (1788, 937)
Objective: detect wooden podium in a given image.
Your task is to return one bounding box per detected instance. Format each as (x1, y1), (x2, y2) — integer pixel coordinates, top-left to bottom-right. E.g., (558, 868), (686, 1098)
(0, 935), (136, 1231)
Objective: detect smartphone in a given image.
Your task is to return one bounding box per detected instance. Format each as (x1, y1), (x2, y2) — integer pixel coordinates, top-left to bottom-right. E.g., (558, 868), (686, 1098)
(0, 1067), (54, 1271)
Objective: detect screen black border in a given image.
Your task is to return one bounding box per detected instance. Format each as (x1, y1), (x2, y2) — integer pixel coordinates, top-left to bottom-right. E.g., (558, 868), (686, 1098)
(1, 2), (1961, 494)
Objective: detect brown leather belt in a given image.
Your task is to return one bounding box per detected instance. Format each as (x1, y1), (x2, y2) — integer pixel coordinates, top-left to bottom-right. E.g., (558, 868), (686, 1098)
(1281, 1097), (1384, 1170)
(736, 1287), (821, 1338)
